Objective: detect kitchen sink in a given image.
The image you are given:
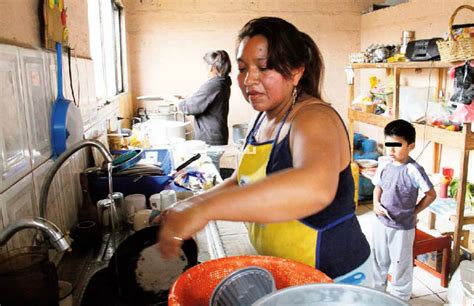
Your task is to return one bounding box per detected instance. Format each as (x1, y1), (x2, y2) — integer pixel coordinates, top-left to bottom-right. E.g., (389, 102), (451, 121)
(80, 267), (118, 306)
(80, 266), (169, 306)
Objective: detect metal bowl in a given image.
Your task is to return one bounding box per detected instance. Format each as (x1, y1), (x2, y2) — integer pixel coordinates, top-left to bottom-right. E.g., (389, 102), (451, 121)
(253, 283), (408, 306)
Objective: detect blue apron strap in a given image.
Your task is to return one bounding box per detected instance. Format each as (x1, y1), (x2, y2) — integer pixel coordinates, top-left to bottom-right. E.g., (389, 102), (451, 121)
(315, 212), (355, 269)
(272, 107), (292, 146)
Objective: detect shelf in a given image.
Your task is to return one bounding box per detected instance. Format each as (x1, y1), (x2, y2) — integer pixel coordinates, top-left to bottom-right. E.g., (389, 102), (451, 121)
(348, 109), (474, 150)
(450, 215), (474, 226)
(348, 62), (453, 69)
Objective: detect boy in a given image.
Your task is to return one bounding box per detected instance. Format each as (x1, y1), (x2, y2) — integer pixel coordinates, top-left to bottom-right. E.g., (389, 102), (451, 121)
(371, 119), (437, 301)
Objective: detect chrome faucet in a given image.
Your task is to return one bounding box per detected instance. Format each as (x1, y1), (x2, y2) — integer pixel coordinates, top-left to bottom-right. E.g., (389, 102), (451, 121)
(0, 217), (70, 252)
(39, 139), (113, 219)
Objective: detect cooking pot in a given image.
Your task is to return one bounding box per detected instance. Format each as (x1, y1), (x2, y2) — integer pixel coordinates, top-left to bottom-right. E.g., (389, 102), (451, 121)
(146, 120), (190, 145)
(0, 246), (59, 306)
(156, 104), (177, 114)
(148, 112), (185, 122)
(82, 225), (198, 305)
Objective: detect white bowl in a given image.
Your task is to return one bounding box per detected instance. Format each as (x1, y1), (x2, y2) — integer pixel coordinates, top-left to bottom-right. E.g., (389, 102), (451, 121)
(356, 159), (378, 168)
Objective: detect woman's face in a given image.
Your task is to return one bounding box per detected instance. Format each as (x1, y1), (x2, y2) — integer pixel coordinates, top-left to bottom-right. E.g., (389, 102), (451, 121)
(236, 35), (298, 112)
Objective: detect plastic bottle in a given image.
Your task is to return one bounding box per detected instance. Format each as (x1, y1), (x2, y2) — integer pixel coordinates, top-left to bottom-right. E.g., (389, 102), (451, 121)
(439, 167), (454, 198)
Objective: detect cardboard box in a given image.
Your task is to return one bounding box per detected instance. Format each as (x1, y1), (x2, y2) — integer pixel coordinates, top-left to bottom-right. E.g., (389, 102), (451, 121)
(416, 251), (443, 272)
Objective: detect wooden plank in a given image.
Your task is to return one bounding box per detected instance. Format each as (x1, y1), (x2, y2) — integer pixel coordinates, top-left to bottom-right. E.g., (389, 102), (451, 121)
(412, 123), (468, 149)
(349, 110), (471, 149)
(433, 143), (442, 173)
(348, 109), (391, 128)
(349, 62), (452, 69)
(452, 149), (470, 269)
(465, 123), (474, 150)
(393, 67), (400, 118)
(463, 216), (474, 225)
(348, 82), (355, 158)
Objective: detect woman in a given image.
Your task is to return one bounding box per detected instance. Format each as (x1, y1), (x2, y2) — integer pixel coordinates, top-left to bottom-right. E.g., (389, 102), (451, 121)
(159, 17), (371, 284)
(178, 50), (232, 145)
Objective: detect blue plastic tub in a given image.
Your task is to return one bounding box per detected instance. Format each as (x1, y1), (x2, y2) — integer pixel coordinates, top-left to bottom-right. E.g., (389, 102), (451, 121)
(88, 149), (175, 203)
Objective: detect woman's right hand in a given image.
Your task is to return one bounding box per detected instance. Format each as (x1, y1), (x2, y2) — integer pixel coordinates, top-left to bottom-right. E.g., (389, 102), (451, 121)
(156, 197), (209, 259)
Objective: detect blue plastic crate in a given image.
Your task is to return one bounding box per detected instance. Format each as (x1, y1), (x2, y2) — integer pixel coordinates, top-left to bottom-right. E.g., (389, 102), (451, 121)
(88, 149), (175, 203)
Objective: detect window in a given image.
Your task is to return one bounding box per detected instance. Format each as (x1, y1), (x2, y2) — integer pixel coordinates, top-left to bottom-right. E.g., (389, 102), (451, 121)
(88, 0), (125, 100)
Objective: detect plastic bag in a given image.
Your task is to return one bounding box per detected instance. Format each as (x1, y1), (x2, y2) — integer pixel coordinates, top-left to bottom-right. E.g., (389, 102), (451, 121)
(451, 61), (474, 105)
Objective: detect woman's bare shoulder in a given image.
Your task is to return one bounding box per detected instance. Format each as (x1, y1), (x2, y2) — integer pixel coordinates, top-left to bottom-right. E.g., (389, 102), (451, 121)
(293, 98), (339, 124)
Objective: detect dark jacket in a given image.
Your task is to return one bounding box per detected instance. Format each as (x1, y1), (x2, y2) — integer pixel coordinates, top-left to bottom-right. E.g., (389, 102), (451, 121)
(178, 76), (231, 145)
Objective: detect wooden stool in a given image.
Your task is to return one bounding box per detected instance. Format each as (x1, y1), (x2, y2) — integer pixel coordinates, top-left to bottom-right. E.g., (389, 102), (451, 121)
(413, 228), (451, 288)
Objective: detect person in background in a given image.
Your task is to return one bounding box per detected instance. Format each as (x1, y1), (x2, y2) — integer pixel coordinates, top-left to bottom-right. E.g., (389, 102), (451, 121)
(158, 17), (371, 285)
(371, 119), (436, 301)
(178, 50), (232, 146)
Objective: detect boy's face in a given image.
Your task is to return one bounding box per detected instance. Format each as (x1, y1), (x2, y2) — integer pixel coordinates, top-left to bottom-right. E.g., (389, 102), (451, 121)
(385, 135), (414, 164)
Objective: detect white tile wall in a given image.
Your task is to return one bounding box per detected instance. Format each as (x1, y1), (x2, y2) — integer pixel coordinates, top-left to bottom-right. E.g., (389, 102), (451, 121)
(58, 158), (78, 229)
(32, 160), (55, 215)
(0, 174), (36, 250)
(0, 43), (121, 250)
(20, 48), (53, 168)
(0, 45), (32, 193)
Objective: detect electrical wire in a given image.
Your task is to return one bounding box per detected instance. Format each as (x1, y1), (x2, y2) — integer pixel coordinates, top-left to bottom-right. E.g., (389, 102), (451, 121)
(67, 46), (77, 106)
(73, 48), (81, 106)
(414, 61), (434, 162)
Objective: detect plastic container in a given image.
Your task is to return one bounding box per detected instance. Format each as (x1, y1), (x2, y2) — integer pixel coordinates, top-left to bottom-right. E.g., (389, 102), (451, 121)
(210, 266), (275, 306)
(88, 149), (174, 202)
(253, 283), (408, 306)
(361, 139), (377, 153)
(447, 260), (474, 305)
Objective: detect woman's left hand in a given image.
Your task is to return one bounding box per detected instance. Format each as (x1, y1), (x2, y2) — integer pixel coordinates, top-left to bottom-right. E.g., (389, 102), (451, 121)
(155, 198), (209, 259)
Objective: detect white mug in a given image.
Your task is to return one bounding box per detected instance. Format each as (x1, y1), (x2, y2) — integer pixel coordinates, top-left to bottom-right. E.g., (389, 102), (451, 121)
(159, 190), (177, 211)
(133, 209), (152, 231)
(124, 194), (146, 224)
(149, 193), (161, 210)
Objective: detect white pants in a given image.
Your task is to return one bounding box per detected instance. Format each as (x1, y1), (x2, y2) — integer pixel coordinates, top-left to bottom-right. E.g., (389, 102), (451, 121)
(372, 218), (415, 301)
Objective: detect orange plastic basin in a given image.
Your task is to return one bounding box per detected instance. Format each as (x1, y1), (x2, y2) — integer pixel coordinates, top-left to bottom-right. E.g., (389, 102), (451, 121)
(168, 255), (332, 306)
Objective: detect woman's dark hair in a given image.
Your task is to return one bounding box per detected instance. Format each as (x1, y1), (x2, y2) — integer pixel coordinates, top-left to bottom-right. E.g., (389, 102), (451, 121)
(237, 17), (324, 99)
(384, 119), (416, 144)
(203, 50), (232, 77)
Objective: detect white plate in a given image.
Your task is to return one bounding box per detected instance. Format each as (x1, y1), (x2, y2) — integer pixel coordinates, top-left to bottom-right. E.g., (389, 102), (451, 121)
(356, 159), (378, 168)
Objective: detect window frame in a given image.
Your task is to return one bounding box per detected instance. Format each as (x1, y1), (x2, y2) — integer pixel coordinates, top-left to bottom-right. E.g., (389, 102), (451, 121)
(89, 0), (126, 100)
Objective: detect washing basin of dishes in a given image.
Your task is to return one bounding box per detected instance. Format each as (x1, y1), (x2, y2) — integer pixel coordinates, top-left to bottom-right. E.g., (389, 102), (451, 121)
(79, 225), (198, 306)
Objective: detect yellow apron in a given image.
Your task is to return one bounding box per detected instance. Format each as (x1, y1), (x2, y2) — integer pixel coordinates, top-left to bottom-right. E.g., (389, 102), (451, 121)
(236, 114), (319, 267)
(236, 109), (370, 283)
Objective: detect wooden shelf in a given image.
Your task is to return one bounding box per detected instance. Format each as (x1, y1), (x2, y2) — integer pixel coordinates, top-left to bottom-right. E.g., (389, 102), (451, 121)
(450, 215), (474, 226)
(348, 109), (474, 150)
(348, 62), (453, 69)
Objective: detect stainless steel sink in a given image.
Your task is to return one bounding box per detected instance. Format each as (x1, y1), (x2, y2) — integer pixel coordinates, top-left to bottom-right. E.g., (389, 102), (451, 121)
(57, 230), (130, 306)
(80, 267), (121, 306)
